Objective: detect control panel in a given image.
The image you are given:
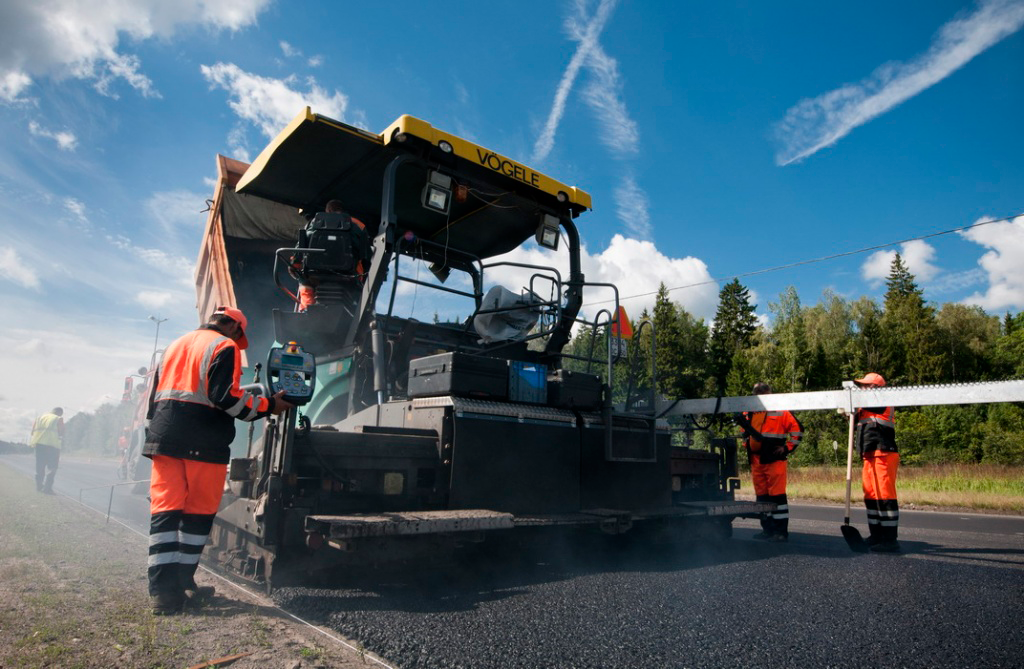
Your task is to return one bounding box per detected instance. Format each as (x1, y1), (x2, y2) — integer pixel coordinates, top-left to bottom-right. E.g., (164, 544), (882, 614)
(267, 341), (316, 405)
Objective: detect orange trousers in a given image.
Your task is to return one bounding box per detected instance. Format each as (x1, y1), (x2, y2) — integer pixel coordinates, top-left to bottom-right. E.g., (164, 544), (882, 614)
(147, 456), (227, 596)
(751, 457), (789, 536)
(862, 451), (899, 541)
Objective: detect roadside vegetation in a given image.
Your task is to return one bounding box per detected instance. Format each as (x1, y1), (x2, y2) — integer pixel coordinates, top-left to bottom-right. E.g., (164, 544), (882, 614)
(565, 254), (1024, 468)
(739, 464), (1024, 514)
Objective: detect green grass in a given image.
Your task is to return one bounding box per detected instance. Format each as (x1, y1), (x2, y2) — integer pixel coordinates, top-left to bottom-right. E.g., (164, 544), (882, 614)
(739, 464), (1024, 513)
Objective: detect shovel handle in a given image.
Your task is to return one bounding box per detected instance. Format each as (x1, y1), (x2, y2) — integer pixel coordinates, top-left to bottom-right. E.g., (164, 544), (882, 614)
(844, 412), (855, 524)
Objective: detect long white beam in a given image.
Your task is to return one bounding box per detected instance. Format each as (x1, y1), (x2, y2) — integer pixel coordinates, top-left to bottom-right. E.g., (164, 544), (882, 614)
(656, 380), (1024, 417)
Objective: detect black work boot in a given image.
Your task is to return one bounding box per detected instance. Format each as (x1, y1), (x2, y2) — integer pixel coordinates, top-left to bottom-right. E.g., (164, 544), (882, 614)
(151, 591), (184, 615)
(184, 582), (216, 602)
(871, 526), (900, 553)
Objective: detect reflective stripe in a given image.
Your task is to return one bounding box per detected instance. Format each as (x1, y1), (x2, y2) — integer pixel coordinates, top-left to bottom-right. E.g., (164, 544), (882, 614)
(880, 520), (899, 527)
(154, 332), (230, 408)
(179, 552), (202, 565)
(179, 532), (209, 547)
(877, 509), (899, 518)
(149, 531), (178, 545)
(224, 393), (251, 418)
(148, 551), (179, 566)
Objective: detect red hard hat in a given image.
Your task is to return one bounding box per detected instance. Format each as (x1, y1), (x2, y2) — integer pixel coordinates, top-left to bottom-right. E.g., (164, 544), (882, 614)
(853, 372), (886, 387)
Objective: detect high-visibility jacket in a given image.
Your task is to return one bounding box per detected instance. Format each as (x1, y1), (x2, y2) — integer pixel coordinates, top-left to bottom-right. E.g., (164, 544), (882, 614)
(30, 413), (64, 448)
(855, 406), (896, 456)
(741, 410), (803, 464)
(144, 326), (273, 464)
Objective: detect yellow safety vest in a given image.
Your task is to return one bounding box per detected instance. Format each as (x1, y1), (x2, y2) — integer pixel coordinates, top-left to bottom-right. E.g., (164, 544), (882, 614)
(30, 413), (63, 448)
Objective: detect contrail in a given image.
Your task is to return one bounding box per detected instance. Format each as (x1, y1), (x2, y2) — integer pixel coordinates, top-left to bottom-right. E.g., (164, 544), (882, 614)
(775, 0), (1024, 166)
(531, 0), (617, 164)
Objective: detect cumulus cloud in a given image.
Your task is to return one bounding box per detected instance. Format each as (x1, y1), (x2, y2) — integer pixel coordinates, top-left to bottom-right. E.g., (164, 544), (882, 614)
(201, 62), (352, 139)
(1, 71), (32, 103)
(28, 120), (78, 150)
(0, 0), (272, 102)
(489, 234), (719, 321)
(861, 239), (940, 284)
(960, 215), (1024, 310)
(775, 0), (1024, 165)
(0, 246), (41, 289)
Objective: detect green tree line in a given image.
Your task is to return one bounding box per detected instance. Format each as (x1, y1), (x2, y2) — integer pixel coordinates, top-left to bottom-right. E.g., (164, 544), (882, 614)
(565, 254), (1024, 466)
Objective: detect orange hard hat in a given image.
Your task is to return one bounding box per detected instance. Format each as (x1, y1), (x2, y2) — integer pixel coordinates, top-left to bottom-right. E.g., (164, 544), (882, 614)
(853, 372), (886, 387)
(212, 305), (249, 350)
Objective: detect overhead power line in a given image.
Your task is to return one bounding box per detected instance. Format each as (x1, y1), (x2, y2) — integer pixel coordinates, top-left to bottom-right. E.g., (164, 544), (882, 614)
(584, 211), (1023, 309)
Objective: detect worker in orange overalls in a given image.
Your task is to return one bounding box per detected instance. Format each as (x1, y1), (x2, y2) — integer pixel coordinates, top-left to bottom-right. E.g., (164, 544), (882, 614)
(143, 307), (293, 615)
(736, 382), (803, 542)
(851, 372), (900, 553)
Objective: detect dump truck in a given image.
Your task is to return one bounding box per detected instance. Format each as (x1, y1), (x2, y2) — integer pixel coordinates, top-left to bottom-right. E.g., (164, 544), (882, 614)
(195, 108), (772, 589)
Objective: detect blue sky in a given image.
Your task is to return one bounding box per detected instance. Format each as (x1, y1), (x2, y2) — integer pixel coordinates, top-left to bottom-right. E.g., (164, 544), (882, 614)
(1, 0), (1022, 441)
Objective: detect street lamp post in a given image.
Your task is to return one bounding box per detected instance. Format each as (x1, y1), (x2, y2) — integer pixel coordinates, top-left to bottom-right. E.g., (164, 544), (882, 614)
(148, 315), (168, 363)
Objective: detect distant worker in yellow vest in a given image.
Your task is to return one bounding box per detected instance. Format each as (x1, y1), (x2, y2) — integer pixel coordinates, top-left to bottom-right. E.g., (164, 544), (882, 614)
(30, 407), (65, 494)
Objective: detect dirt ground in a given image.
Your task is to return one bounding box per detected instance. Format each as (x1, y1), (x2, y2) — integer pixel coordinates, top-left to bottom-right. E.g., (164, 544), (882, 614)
(0, 463), (384, 669)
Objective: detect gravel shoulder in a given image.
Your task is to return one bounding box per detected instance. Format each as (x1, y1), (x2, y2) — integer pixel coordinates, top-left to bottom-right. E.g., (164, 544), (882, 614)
(0, 462), (381, 669)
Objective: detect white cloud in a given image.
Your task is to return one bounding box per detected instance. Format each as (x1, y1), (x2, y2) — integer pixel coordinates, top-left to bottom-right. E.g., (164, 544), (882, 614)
(0, 246), (41, 289)
(14, 337), (47, 356)
(63, 197), (90, 230)
(307, 55), (324, 68)
(489, 234), (719, 321)
(861, 239), (940, 284)
(107, 235), (194, 290)
(775, 0), (1024, 165)
(572, 15), (638, 156)
(613, 174), (652, 241)
(145, 190), (207, 236)
(200, 62), (352, 139)
(0, 70), (32, 103)
(534, 0), (650, 240)
(136, 290), (174, 310)
(532, 0), (618, 164)
(28, 120), (77, 151)
(280, 40), (300, 58)
(227, 125), (250, 162)
(0, 0), (272, 101)
(960, 215), (1024, 310)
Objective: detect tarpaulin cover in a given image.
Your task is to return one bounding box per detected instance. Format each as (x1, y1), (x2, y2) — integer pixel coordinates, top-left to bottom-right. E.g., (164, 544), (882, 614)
(220, 188), (306, 241)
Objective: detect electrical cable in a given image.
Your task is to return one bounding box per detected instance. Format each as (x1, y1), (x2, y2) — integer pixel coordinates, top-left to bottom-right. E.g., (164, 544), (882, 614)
(583, 211), (1024, 308)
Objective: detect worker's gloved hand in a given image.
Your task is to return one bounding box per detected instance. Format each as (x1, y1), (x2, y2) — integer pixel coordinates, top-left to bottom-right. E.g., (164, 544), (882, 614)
(836, 408), (849, 419)
(270, 390), (295, 415)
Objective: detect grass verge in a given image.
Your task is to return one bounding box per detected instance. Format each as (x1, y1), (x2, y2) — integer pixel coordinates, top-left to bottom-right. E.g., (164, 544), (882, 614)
(0, 460), (367, 669)
(738, 464), (1024, 513)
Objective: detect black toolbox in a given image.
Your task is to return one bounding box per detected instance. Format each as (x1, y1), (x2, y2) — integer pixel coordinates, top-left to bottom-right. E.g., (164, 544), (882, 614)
(408, 352), (509, 400)
(547, 369), (603, 410)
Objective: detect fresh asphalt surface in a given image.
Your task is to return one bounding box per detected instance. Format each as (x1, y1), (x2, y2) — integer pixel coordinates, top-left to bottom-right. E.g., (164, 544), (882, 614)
(5, 453), (1023, 668)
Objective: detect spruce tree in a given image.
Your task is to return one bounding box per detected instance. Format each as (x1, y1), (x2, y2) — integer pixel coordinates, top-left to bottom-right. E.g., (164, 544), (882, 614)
(709, 279), (757, 393)
(880, 253), (944, 384)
